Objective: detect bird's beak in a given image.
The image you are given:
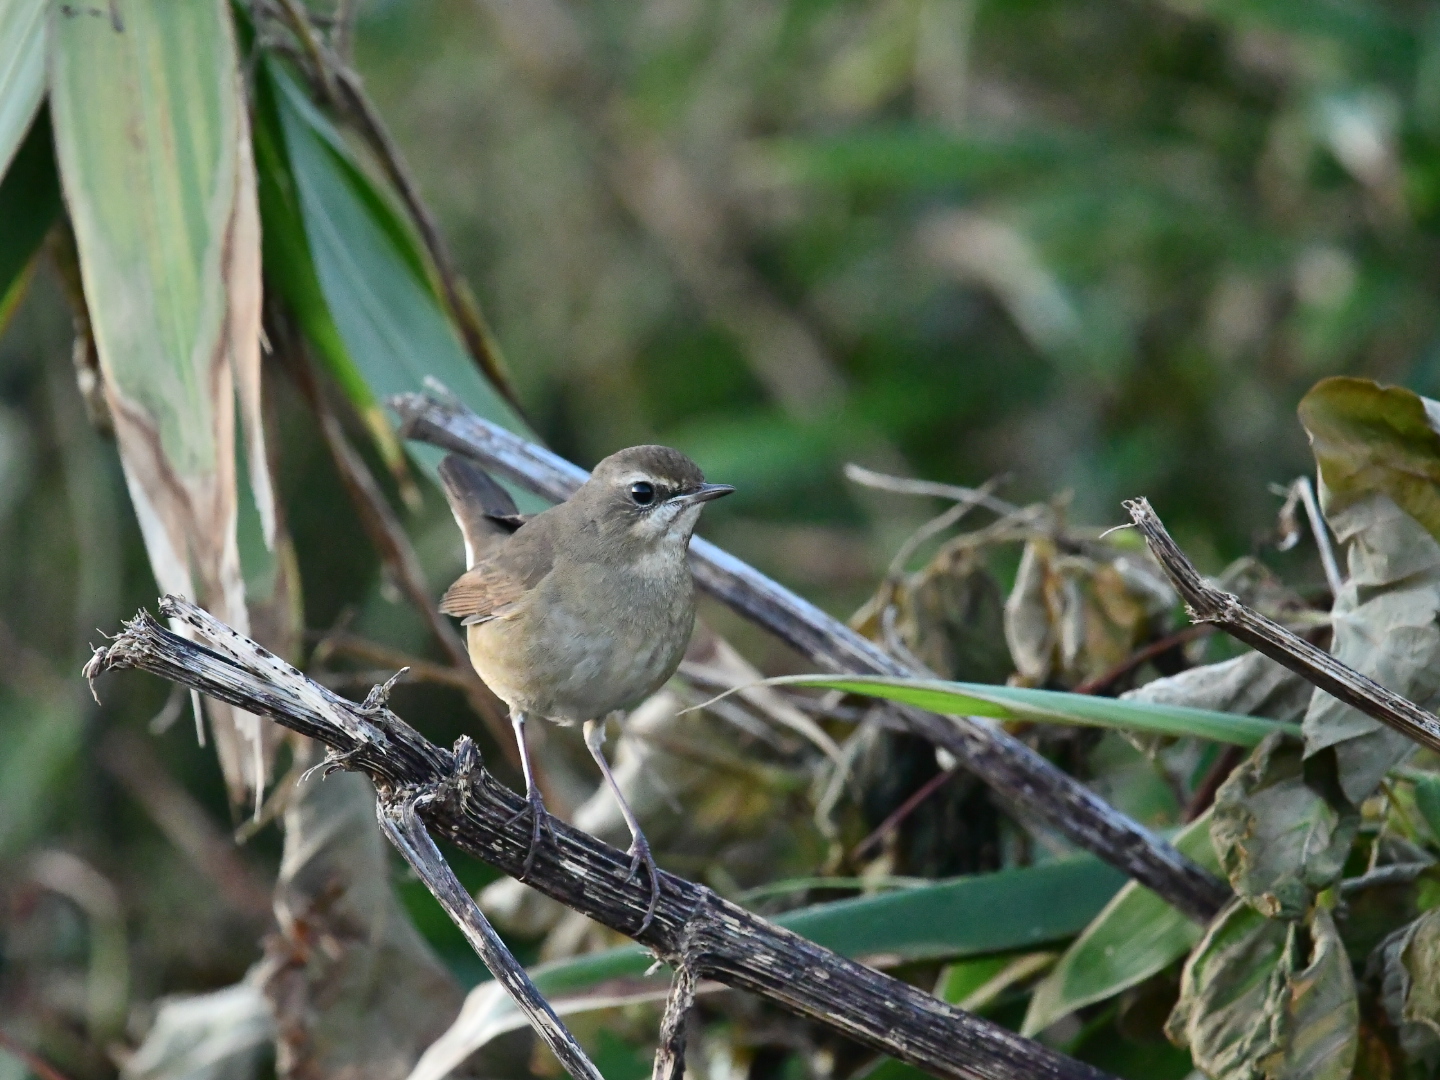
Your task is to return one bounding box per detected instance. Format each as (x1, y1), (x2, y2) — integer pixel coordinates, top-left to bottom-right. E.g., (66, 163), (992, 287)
(675, 483), (735, 506)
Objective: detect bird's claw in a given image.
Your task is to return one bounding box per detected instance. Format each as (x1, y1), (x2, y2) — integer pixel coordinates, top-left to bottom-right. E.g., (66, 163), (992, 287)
(626, 832), (661, 935)
(504, 786), (554, 877)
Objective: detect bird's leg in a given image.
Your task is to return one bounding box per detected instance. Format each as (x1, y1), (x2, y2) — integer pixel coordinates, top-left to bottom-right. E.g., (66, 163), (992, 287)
(503, 710), (552, 875)
(583, 716), (660, 933)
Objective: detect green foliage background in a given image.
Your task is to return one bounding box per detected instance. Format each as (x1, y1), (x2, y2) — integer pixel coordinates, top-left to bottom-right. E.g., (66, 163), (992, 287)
(5, 1), (1440, 1079)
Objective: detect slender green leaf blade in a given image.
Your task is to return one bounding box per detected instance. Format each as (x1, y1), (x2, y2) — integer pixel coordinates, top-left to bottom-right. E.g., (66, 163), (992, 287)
(1022, 811), (1221, 1036)
(761, 675), (1291, 745)
(0, 0), (44, 180)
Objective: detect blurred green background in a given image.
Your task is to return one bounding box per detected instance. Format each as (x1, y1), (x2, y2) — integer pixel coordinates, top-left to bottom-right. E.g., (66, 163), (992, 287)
(2, 0), (1438, 1075)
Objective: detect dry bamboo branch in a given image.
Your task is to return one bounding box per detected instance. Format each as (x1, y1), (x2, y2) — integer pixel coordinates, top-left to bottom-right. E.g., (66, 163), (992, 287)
(84, 597), (1114, 1080)
(378, 793), (603, 1080)
(391, 392), (1231, 924)
(1126, 496), (1440, 754)
(651, 963), (697, 1080)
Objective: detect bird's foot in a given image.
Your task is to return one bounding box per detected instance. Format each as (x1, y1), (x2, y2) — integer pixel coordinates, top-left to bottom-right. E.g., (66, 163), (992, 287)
(503, 785), (554, 877)
(626, 831), (661, 935)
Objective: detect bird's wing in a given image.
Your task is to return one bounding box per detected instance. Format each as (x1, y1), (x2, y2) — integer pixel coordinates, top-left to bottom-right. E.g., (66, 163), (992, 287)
(439, 561), (528, 625)
(438, 454), (525, 569)
(439, 509), (556, 626)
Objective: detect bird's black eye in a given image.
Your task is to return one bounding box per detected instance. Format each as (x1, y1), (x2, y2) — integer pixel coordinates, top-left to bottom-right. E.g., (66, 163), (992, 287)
(629, 481), (656, 506)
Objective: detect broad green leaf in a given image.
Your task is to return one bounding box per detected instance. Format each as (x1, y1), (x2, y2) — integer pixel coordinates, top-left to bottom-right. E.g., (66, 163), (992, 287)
(780, 854), (1124, 962)
(49, 0), (274, 805)
(1166, 903), (1357, 1080)
(1298, 378), (1440, 801)
(1211, 733), (1356, 920)
(754, 674), (1291, 746)
(250, 61), (404, 474)
(0, 0), (44, 180)
(1022, 810), (1221, 1037)
(407, 856), (1125, 1080)
(262, 58), (529, 474)
(0, 107), (59, 334)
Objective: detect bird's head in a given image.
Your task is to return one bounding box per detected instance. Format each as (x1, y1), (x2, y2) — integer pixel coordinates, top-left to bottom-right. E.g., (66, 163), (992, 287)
(582, 445), (733, 550)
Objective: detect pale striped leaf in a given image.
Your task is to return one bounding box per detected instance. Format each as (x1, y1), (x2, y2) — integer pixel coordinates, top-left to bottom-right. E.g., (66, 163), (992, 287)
(49, 0), (275, 805)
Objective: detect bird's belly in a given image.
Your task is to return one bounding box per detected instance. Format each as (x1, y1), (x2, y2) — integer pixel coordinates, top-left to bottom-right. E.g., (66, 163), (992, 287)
(466, 593), (691, 721)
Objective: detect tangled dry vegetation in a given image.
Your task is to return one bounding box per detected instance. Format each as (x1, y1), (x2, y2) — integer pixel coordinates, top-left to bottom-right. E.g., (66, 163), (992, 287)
(36, 374), (1440, 1080)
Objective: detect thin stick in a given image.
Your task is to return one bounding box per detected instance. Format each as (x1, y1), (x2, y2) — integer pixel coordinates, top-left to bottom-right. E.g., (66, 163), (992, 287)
(84, 597), (1115, 1080)
(883, 474), (1006, 577)
(1069, 625), (1213, 696)
(844, 463), (1020, 516)
(310, 633), (477, 693)
(851, 766), (960, 861)
(651, 963), (697, 1080)
(392, 393), (1231, 925)
(1296, 475), (1344, 599)
(378, 794), (604, 1080)
(287, 348), (519, 769)
(1125, 497), (1440, 754)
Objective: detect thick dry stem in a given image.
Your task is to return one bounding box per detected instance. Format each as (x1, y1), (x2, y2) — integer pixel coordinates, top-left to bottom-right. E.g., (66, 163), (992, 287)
(651, 963), (696, 1080)
(85, 597), (1114, 1080)
(1125, 497), (1440, 755)
(391, 393), (1231, 924)
(378, 792), (602, 1080)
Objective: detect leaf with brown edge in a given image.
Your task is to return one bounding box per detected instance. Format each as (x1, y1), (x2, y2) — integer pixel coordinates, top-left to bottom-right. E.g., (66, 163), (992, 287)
(48, 0), (276, 807)
(1166, 902), (1357, 1080)
(1210, 732), (1356, 920)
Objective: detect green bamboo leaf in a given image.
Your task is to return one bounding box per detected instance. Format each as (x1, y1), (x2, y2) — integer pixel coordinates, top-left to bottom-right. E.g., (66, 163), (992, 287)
(1021, 810), (1221, 1036)
(262, 58), (529, 471)
(0, 107), (60, 333)
(750, 675), (1291, 746)
(0, 0), (44, 180)
(407, 857), (1125, 1080)
(250, 62), (404, 472)
(48, 0), (274, 806)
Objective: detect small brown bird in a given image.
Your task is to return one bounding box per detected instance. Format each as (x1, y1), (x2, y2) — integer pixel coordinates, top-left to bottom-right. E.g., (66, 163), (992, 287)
(437, 446), (733, 929)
